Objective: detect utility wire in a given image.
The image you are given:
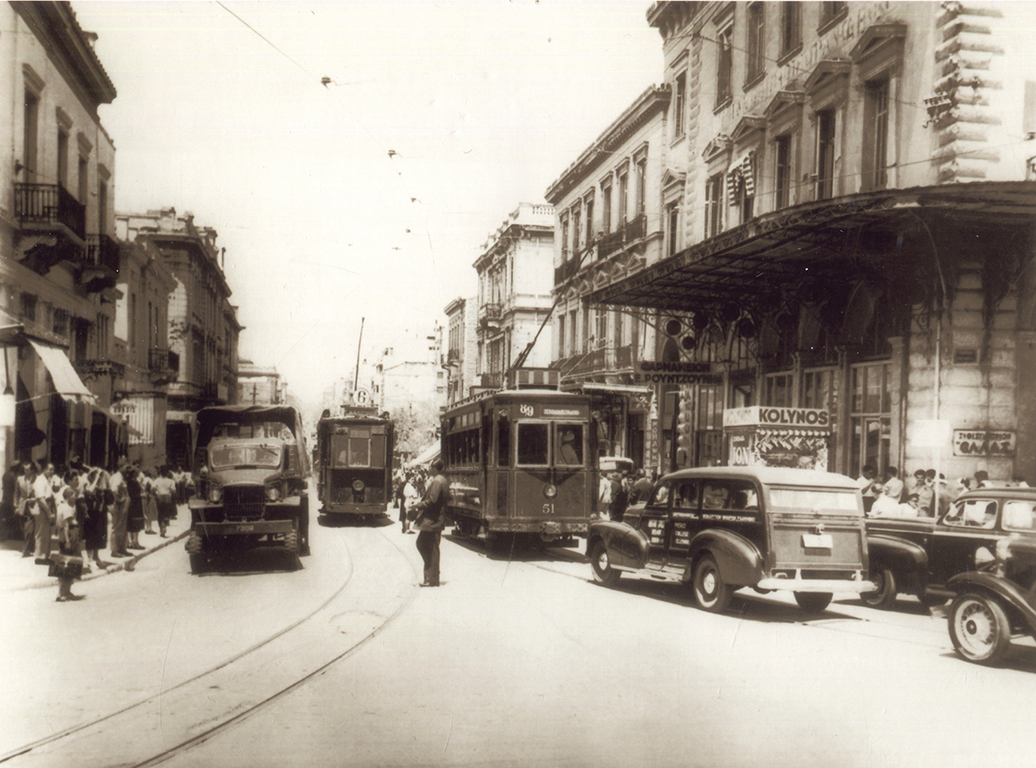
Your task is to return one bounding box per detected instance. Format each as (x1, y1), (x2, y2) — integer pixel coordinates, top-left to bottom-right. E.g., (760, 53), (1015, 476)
(215, 1), (314, 79)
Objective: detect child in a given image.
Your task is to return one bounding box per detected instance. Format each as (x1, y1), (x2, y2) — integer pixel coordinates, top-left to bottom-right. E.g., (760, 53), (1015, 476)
(53, 487), (85, 602)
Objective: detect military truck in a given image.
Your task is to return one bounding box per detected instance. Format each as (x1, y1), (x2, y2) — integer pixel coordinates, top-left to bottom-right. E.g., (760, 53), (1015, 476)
(185, 405), (310, 573)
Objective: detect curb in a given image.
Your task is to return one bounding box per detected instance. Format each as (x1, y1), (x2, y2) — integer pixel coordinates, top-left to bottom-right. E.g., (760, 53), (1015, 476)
(14, 529), (191, 592)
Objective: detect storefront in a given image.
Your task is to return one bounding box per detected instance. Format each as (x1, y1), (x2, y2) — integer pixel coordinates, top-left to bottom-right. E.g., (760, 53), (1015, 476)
(590, 182), (1036, 484)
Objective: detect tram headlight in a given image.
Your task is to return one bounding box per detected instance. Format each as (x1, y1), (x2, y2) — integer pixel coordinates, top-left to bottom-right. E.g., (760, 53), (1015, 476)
(208, 485), (222, 504)
(544, 483), (558, 499)
(266, 485), (281, 502)
(351, 478), (366, 492)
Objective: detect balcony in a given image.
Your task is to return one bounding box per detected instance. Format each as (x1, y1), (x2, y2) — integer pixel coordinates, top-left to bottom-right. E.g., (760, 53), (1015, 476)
(14, 183), (88, 274)
(478, 303), (503, 329)
(446, 348), (460, 365)
(149, 348), (178, 384)
(480, 372), (503, 389)
(73, 358), (125, 381)
(554, 256), (581, 287)
(598, 214), (646, 259)
(83, 234), (120, 292)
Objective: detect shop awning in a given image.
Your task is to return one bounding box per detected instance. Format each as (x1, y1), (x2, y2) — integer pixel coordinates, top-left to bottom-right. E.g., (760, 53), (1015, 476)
(589, 181), (1036, 313)
(28, 339), (93, 401)
(409, 442), (441, 468)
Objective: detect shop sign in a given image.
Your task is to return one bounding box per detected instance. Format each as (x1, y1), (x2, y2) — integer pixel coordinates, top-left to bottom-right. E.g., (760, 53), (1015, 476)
(633, 361), (720, 385)
(723, 406), (831, 430)
(953, 430), (1015, 457)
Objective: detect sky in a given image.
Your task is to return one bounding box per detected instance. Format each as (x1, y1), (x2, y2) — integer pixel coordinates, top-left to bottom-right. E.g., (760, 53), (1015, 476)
(73, 1), (662, 410)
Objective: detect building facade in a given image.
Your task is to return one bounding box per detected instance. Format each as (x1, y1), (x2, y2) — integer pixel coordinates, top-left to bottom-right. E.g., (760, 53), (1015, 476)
(545, 87), (671, 469)
(1, 1), (124, 473)
(473, 203), (555, 389)
(443, 295), (477, 405)
(588, 1), (1036, 483)
(116, 208), (242, 468)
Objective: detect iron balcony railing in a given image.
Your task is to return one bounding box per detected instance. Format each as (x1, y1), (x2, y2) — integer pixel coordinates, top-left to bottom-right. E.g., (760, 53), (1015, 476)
(14, 183), (86, 240)
(597, 214), (646, 259)
(86, 234), (120, 273)
(479, 303), (502, 327)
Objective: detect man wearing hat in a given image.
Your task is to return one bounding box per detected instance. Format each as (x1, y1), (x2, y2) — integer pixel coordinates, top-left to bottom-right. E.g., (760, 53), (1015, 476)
(409, 459), (450, 587)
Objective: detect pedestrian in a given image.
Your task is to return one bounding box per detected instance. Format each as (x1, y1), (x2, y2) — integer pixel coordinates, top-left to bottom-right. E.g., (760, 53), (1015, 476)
(32, 463), (57, 564)
(109, 463), (130, 558)
(53, 487), (84, 601)
(153, 466), (177, 537)
(1, 460), (19, 540)
(408, 459), (450, 587)
(857, 464), (880, 513)
(631, 468), (654, 506)
(402, 473), (419, 534)
(608, 471), (629, 522)
(916, 469), (936, 516)
(973, 469), (990, 489)
(394, 471), (408, 534)
(14, 461), (36, 557)
(125, 466), (145, 550)
(882, 466), (905, 503)
(82, 465), (111, 569)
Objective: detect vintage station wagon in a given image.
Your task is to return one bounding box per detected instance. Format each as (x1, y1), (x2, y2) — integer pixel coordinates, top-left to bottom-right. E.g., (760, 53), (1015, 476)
(587, 466), (874, 613)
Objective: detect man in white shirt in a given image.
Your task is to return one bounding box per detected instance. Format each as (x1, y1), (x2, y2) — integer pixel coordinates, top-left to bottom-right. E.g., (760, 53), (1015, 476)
(31, 463), (57, 564)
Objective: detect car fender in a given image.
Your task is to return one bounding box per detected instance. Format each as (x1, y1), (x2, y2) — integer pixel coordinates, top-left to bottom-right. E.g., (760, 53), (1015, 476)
(587, 521), (649, 569)
(946, 571), (1036, 632)
(867, 534), (928, 587)
(686, 529), (764, 587)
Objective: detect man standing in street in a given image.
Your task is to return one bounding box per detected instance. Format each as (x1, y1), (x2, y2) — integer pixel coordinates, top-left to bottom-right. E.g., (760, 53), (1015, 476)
(32, 462), (57, 564)
(409, 459), (450, 587)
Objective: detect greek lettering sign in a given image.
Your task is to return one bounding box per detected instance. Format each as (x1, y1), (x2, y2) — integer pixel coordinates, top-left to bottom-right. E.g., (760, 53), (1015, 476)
(953, 430), (1016, 457)
(723, 406), (831, 430)
(633, 361), (720, 385)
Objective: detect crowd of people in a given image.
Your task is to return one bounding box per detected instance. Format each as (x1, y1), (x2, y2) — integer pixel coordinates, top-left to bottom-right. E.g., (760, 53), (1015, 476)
(0, 457), (191, 601)
(857, 464), (1017, 518)
(599, 466), (657, 523)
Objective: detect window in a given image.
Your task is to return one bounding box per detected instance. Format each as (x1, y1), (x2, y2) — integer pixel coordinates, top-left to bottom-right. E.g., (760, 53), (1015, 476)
(594, 308), (608, 348)
(569, 309), (578, 356)
(732, 169), (754, 224)
(78, 154), (89, 203)
(763, 373), (793, 407)
(716, 19), (733, 107)
(584, 195), (594, 244)
(557, 313), (566, 357)
(704, 173), (724, 238)
(560, 214), (570, 261)
(863, 78), (890, 191)
(849, 362), (891, 478)
(816, 110), (836, 200)
(23, 90), (39, 179)
(496, 411), (510, 466)
(667, 201), (680, 257)
(746, 3), (765, 83)
(602, 182), (612, 234)
(57, 128), (69, 188)
(516, 423), (549, 466)
(635, 157), (647, 217)
(780, 2), (801, 58)
(617, 168), (628, 225)
(820, 2), (847, 30)
(573, 206), (582, 254)
(98, 178), (108, 235)
(674, 72), (687, 137)
(555, 424), (584, 466)
(774, 134), (792, 209)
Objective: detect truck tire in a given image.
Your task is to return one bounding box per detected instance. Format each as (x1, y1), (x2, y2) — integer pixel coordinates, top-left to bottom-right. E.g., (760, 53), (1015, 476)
(186, 531), (206, 574)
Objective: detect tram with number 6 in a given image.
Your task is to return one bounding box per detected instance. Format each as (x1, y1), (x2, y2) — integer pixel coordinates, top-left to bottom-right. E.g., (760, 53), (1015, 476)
(441, 386), (596, 545)
(316, 406), (395, 521)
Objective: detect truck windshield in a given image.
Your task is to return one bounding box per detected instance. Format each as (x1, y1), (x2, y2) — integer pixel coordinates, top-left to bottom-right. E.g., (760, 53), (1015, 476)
(209, 444), (282, 469)
(769, 487), (861, 515)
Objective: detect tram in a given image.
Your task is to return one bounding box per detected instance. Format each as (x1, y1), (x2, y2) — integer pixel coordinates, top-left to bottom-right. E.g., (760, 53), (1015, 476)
(316, 406), (395, 520)
(442, 388), (596, 544)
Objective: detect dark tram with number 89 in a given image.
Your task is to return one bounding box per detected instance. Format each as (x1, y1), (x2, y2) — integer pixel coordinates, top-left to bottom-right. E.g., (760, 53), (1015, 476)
(316, 407), (394, 521)
(441, 388), (596, 545)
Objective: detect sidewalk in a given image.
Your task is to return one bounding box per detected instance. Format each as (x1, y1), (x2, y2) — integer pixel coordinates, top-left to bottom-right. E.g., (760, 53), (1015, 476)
(0, 504), (190, 593)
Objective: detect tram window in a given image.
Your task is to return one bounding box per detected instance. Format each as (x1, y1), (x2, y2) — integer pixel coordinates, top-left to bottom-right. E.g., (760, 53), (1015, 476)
(497, 412), (510, 467)
(371, 435), (386, 468)
(517, 423), (549, 466)
(555, 424), (583, 465)
(349, 436), (370, 466)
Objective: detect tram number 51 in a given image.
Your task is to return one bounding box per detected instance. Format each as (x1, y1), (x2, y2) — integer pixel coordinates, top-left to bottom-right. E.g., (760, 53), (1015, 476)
(542, 503), (554, 515)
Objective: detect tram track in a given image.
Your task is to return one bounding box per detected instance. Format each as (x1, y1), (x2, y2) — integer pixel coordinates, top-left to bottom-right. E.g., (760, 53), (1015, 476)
(2, 528), (421, 768)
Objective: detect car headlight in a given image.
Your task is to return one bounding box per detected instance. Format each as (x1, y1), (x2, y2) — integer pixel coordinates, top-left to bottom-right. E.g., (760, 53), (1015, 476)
(266, 486), (281, 502)
(208, 485), (222, 503)
(544, 483), (558, 499)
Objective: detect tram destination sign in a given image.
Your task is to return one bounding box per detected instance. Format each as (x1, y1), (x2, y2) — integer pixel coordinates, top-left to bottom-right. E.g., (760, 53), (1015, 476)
(633, 361), (721, 385)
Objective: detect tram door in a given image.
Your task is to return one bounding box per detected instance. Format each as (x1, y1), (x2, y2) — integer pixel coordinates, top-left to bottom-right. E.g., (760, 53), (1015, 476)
(488, 407), (509, 519)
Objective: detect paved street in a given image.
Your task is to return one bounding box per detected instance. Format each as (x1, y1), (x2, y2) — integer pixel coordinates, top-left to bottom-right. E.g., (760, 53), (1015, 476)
(2, 506), (1036, 768)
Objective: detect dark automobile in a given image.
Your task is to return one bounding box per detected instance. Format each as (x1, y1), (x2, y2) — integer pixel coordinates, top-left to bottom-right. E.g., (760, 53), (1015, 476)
(586, 466), (874, 614)
(863, 488), (1036, 618)
(185, 405), (311, 573)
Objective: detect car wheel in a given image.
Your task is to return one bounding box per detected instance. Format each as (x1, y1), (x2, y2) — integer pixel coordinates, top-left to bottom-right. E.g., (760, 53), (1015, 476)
(186, 531), (205, 574)
(693, 555), (731, 613)
(861, 567), (897, 610)
(794, 592), (833, 613)
(590, 541), (621, 586)
(949, 592), (1012, 665)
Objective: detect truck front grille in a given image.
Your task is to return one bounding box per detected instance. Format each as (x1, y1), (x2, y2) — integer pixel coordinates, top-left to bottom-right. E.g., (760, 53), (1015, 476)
(224, 486), (265, 520)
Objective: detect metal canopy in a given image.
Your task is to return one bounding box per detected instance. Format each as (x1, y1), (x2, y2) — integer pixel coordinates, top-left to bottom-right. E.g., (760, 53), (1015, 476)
(589, 182), (1036, 314)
